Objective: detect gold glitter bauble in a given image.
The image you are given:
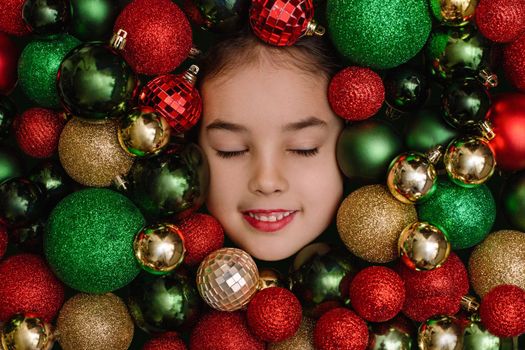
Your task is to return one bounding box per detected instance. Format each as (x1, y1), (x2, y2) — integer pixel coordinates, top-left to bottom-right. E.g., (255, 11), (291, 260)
(268, 317), (315, 350)
(56, 293), (134, 350)
(469, 230), (525, 297)
(196, 247), (259, 311)
(1, 313), (54, 350)
(336, 185), (417, 263)
(58, 117), (134, 187)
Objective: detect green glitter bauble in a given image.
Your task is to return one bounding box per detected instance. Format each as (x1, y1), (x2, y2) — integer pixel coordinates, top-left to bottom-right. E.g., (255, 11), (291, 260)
(44, 188), (145, 293)
(18, 35), (80, 108)
(326, 0), (432, 69)
(417, 178), (496, 250)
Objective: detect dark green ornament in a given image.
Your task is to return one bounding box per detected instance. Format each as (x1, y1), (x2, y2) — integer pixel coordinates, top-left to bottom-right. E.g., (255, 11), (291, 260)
(127, 271), (201, 333)
(0, 95), (16, 140)
(22, 0), (69, 36)
(126, 143), (209, 218)
(29, 160), (73, 204)
(404, 109), (458, 152)
(18, 34), (80, 108)
(70, 0), (122, 42)
(337, 120), (403, 182)
(502, 171), (525, 232)
(57, 42), (138, 120)
(0, 177), (45, 228)
(9, 220), (46, 253)
(417, 177), (496, 250)
(0, 147), (23, 184)
(184, 0), (250, 33)
(442, 78), (491, 129)
(384, 65), (429, 112)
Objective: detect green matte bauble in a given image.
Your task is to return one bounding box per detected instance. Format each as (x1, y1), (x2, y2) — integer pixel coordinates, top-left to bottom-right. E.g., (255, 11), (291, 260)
(417, 177), (496, 249)
(22, 0), (69, 36)
(1, 313), (54, 350)
(18, 35), (80, 108)
(442, 79), (491, 129)
(384, 65), (430, 112)
(0, 177), (45, 228)
(185, 0), (250, 33)
(70, 0), (122, 41)
(337, 120), (403, 182)
(44, 188), (145, 293)
(502, 171), (525, 231)
(404, 109), (458, 152)
(463, 319), (505, 350)
(57, 43), (138, 120)
(429, 0), (478, 26)
(127, 143), (209, 218)
(288, 243), (357, 319)
(0, 95), (16, 140)
(326, 0), (431, 69)
(127, 271), (201, 333)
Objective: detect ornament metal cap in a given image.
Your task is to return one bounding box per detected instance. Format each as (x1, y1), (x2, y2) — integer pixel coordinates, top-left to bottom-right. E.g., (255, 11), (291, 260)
(477, 120), (495, 141)
(425, 145), (444, 164)
(304, 20), (325, 37)
(110, 29), (128, 50)
(461, 295), (480, 313)
(478, 69), (498, 89)
(184, 65), (200, 86)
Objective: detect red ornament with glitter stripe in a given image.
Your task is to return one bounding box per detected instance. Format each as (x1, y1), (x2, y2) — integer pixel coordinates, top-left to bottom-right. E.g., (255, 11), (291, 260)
(249, 0), (325, 46)
(139, 65), (202, 135)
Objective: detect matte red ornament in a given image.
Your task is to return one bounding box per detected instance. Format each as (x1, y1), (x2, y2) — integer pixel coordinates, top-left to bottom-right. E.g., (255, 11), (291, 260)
(190, 310), (265, 350)
(246, 287), (302, 342)
(143, 332), (187, 350)
(504, 34), (525, 92)
(0, 254), (65, 322)
(328, 66), (385, 121)
(0, 0), (30, 36)
(486, 93), (525, 171)
(0, 225), (7, 260)
(13, 108), (66, 158)
(114, 0), (192, 75)
(177, 213), (224, 267)
(139, 67), (202, 134)
(349, 266), (405, 322)
(476, 0), (525, 43)
(402, 294), (461, 322)
(314, 308), (368, 350)
(0, 32), (19, 94)
(480, 284), (525, 337)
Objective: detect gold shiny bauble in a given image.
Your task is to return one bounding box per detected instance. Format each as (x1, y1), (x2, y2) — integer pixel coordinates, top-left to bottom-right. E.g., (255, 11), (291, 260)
(398, 221), (451, 271)
(58, 118), (134, 187)
(369, 317), (413, 350)
(267, 317), (315, 350)
(444, 136), (495, 187)
(418, 315), (463, 350)
(56, 293), (134, 350)
(258, 268), (283, 290)
(117, 106), (171, 157)
(1, 313), (54, 350)
(469, 230), (525, 297)
(431, 0), (478, 26)
(133, 223), (186, 275)
(196, 247), (259, 311)
(336, 185), (418, 263)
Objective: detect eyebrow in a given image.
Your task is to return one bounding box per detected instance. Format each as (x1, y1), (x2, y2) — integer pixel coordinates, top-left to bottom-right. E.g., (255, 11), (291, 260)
(205, 116), (328, 133)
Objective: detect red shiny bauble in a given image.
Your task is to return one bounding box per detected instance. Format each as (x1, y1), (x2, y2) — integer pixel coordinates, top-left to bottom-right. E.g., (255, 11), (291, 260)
(402, 294), (461, 322)
(246, 287), (302, 342)
(328, 66), (385, 121)
(480, 284), (525, 337)
(0, 32), (19, 94)
(476, 0), (525, 43)
(0, 0), (30, 36)
(139, 71), (202, 134)
(143, 333), (187, 350)
(190, 310), (265, 350)
(178, 213), (224, 266)
(504, 34), (525, 92)
(114, 0), (192, 75)
(314, 308), (368, 350)
(0, 254), (65, 322)
(13, 108), (66, 158)
(249, 0), (315, 46)
(486, 93), (525, 171)
(0, 225), (7, 260)
(349, 266), (405, 322)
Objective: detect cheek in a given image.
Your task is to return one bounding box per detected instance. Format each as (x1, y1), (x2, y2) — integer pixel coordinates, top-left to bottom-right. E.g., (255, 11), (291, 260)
(205, 159), (244, 211)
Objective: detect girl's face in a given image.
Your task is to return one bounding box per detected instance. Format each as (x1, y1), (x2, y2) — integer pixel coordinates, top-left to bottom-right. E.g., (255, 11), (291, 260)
(198, 59), (344, 261)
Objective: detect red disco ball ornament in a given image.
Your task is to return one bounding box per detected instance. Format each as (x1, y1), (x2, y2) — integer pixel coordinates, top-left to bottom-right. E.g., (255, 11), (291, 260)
(480, 284), (525, 337)
(0, 32), (19, 94)
(314, 308), (368, 350)
(0, 0), (30, 36)
(139, 66), (202, 134)
(476, 0), (525, 43)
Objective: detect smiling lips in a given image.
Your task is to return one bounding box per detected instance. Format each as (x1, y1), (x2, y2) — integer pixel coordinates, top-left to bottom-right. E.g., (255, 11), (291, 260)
(242, 209), (297, 232)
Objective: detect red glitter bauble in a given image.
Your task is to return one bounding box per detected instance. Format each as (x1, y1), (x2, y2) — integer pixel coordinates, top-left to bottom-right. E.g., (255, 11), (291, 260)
(114, 0), (192, 75)
(13, 108), (66, 158)
(0, 0), (30, 36)
(349, 266), (405, 322)
(246, 287), (302, 342)
(177, 213), (224, 266)
(0, 32), (19, 94)
(480, 284), (525, 337)
(190, 310), (265, 350)
(504, 34), (525, 92)
(486, 93), (525, 171)
(314, 308), (368, 350)
(402, 294), (461, 322)
(143, 333), (187, 350)
(0, 254), (65, 322)
(0, 225), (7, 260)
(139, 71), (202, 134)
(476, 0), (525, 43)
(328, 66), (385, 121)
(249, 0), (316, 46)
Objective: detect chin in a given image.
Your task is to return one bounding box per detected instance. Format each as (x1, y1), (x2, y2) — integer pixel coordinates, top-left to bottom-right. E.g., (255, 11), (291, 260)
(239, 241), (304, 261)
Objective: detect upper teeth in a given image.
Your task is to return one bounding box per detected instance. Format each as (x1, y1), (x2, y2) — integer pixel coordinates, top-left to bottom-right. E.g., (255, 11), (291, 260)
(248, 211), (294, 222)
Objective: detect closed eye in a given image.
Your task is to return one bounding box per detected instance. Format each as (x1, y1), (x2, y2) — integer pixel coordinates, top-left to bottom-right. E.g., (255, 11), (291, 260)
(215, 148), (319, 159)
(216, 150), (247, 158)
(290, 148), (319, 157)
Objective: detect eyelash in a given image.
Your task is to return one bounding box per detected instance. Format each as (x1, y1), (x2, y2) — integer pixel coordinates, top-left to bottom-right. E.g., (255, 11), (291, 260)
(215, 148), (319, 159)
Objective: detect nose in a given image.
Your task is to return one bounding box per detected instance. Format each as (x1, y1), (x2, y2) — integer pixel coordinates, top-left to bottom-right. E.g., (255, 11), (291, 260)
(248, 154), (289, 195)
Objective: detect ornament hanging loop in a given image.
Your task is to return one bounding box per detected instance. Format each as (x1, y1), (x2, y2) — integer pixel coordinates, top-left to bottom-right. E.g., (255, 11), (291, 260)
(425, 145), (444, 164)
(478, 69), (498, 89)
(304, 20), (325, 37)
(477, 120), (495, 141)
(461, 295), (480, 313)
(184, 65), (200, 85)
(110, 29), (128, 50)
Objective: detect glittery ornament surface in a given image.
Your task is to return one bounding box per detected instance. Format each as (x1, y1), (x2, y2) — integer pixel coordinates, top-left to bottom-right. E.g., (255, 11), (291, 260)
(178, 213), (225, 266)
(0, 0), (31, 35)
(326, 0), (431, 69)
(17, 35), (81, 108)
(57, 293), (134, 350)
(417, 178), (495, 249)
(143, 334), (187, 350)
(336, 185), (418, 263)
(403, 294), (461, 322)
(268, 317), (315, 350)
(469, 230), (525, 297)
(0, 225), (7, 259)
(504, 33), (525, 92)
(45, 188), (145, 293)
(314, 308), (368, 350)
(58, 118), (134, 187)
(479, 285), (525, 337)
(476, 0), (525, 43)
